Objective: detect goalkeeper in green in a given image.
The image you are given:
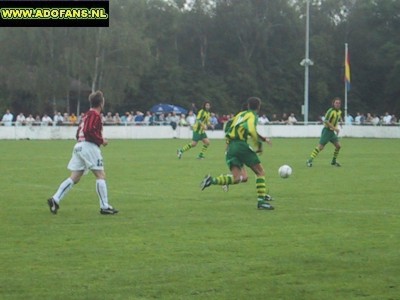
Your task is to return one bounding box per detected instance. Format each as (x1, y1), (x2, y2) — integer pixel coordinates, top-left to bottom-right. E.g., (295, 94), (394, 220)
(306, 97), (343, 167)
(177, 101), (211, 159)
(200, 97), (274, 210)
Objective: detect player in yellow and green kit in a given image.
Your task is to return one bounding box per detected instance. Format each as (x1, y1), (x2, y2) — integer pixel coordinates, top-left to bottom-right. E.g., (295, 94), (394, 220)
(306, 97), (343, 167)
(200, 97), (274, 210)
(177, 101), (211, 159)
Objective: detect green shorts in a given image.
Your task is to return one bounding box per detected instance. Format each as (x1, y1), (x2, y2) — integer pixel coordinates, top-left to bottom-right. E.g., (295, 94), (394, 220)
(225, 140), (260, 169)
(192, 131), (208, 142)
(319, 127), (339, 145)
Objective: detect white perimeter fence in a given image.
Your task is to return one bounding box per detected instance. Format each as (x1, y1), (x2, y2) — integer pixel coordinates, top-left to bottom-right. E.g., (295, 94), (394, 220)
(0, 124), (399, 140)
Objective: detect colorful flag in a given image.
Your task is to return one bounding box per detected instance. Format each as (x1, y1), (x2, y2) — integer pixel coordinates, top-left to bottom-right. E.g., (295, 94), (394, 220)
(345, 50), (351, 91)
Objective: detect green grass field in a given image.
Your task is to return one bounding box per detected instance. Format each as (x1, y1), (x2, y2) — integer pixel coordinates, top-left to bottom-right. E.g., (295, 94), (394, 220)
(0, 138), (399, 300)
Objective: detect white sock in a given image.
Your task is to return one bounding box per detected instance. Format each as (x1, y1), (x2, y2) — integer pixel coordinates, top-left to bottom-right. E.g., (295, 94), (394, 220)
(96, 179), (109, 209)
(53, 177), (74, 203)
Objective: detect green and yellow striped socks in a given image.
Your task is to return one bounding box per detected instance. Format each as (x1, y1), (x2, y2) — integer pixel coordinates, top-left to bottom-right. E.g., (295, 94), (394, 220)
(256, 176), (267, 200)
(198, 144), (209, 158)
(212, 174), (233, 185)
(181, 143), (192, 152)
(332, 148), (340, 162)
(309, 147), (320, 161)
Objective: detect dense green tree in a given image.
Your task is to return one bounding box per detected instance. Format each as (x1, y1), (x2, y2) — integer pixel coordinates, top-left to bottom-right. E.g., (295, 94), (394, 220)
(0, 0), (399, 120)
(345, 0), (400, 115)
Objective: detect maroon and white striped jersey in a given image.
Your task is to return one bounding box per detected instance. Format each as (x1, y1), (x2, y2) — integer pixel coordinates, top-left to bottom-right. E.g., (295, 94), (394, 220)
(76, 109), (104, 147)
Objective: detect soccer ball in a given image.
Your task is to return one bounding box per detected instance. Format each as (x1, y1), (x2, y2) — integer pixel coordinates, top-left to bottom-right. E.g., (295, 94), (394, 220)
(278, 165), (292, 179)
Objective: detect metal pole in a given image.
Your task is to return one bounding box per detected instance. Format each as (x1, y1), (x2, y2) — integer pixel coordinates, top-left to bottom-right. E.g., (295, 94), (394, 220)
(305, 0), (310, 124)
(300, 0), (312, 125)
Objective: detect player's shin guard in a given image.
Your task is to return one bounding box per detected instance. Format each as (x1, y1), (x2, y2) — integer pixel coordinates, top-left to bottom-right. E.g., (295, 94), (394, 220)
(310, 147), (320, 160)
(181, 143), (192, 152)
(214, 174), (233, 185)
(256, 176), (267, 200)
(96, 179), (109, 209)
(199, 144), (209, 158)
(332, 148), (340, 162)
(53, 177), (74, 203)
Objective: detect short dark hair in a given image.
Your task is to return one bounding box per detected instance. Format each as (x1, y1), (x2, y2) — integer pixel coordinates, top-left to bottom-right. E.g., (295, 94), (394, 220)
(331, 97), (341, 106)
(89, 91), (104, 108)
(247, 97), (261, 111)
(202, 101), (211, 109)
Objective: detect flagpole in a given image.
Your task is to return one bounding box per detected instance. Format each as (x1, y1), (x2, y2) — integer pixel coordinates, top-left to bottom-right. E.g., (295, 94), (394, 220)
(344, 43), (348, 120)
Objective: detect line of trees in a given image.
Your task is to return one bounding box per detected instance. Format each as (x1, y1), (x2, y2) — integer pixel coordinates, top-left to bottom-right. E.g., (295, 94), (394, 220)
(0, 0), (399, 120)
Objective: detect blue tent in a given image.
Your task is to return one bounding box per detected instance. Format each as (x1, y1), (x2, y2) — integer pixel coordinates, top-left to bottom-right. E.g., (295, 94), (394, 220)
(150, 103), (188, 115)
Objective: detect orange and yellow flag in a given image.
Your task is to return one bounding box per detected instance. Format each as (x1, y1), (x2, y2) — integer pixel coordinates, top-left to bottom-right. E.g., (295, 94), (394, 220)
(345, 50), (351, 91)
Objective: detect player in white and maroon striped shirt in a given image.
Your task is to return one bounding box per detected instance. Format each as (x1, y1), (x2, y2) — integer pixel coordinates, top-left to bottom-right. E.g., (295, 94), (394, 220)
(47, 90), (118, 215)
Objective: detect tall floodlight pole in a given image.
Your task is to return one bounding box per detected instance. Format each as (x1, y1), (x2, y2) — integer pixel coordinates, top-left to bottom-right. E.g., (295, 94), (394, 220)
(300, 0), (313, 124)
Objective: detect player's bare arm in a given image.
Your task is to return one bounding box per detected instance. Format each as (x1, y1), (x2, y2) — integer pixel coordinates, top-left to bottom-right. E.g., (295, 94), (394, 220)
(258, 134), (272, 146)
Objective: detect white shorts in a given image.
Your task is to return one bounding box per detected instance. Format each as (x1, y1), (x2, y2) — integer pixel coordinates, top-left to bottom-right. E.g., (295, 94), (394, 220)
(67, 141), (104, 173)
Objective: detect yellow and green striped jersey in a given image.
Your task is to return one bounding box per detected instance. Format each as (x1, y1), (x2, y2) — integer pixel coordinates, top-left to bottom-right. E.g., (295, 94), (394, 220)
(192, 109), (211, 134)
(324, 108), (342, 128)
(225, 110), (259, 147)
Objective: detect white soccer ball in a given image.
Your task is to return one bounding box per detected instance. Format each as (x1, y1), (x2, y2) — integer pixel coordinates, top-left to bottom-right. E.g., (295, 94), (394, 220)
(278, 165), (292, 179)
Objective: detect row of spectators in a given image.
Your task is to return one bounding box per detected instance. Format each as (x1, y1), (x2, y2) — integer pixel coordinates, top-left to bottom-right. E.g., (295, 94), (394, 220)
(343, 112), (397, 126)
(1, 109), (398, 128)
(0, 109), (299, 128)
(0, 109), (81, 126)
(101, 110), (229, 130)
(0, 109), (224, 130)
